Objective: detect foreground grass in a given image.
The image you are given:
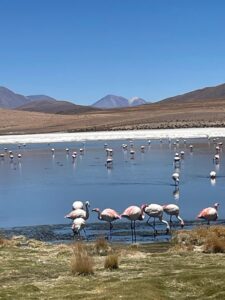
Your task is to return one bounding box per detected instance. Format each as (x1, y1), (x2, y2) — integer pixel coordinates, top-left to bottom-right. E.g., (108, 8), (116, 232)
(0, 231), (225, 300)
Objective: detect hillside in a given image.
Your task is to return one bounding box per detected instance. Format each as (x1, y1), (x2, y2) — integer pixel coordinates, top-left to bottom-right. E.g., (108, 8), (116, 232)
(17, 99), (97, 114)
(159, 83), (225, 103)
(0, 87), (30, 108)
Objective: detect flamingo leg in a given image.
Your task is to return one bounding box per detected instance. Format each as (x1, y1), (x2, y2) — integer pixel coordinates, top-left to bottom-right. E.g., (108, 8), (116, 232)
(131, 221), (134, 243)
(146, 217), (157, 236)
(83, 228), (87, 240)
(153, 218), (157, 236)
(109, 222), (113, 240)
(134, 221), (136, 243)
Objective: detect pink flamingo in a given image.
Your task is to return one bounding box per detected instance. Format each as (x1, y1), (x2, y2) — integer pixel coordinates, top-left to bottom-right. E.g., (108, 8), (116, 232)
(121, 204), (147, 243)
(144, 204), (170, 235)
(71, 218), (87, 239)
(92, 208), (121, 239)
(197, 203), (219, 225)
(65, 201), (90, 220)
(163, 204), (184, 228)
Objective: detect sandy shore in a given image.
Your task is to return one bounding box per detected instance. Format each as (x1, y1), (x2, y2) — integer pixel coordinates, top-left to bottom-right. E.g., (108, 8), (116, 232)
(0, 127), (225, 144)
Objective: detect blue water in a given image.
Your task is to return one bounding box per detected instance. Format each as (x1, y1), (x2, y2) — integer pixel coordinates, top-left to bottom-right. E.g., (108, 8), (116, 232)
(0, 137), (224, 241)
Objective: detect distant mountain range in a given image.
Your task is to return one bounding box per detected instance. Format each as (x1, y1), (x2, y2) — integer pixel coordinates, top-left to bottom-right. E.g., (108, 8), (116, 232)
(0, 87), (147, 113)
(0, 87), (97, 114)
(92, 95), (147, 109)
(1, 82), (225, 114)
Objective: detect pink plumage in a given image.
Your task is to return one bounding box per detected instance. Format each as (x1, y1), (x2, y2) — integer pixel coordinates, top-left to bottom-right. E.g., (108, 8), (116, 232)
(197, 203), (219, 224)
(92, 207), (120, 239)
(121, 204), (147, 242)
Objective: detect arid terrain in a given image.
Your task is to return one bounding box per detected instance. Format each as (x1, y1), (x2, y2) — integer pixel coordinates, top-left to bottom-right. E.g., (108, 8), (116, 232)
(1, 98), (225, 135)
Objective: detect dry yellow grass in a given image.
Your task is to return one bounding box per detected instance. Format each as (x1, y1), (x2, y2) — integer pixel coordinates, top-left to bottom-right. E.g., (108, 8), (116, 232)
(104, 254), (119, 270)
(171, 225), (225, 253)
(94, 237), (109, 256)
(71, 242), (94, 275)
(2, 235), (225, 299)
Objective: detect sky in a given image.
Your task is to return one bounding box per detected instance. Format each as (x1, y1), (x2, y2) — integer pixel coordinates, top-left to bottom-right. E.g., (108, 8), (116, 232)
(0, 0), (225, 105)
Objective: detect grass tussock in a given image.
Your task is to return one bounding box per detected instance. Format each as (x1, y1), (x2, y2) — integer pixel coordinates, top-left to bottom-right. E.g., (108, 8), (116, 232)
(0, 237), (8, 247)
(172, 225), (225, 253)
(94, 237), (109, 256)
(104, 254), (119, 270)
(71, 242), (94, 275)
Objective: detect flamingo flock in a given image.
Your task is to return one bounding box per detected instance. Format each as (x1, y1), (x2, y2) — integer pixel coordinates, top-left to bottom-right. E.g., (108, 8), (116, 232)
(1, 137), (223, 243)
(64, 200), (220, 242)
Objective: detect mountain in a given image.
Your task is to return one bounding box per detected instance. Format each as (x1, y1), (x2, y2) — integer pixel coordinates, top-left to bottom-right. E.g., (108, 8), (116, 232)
(27, 95), (57, 102)
(0, 87), (96, 114)
(17, 99), (97, 114)
(92, 95), (129, 109)
(159, 83), (225, 104)
(0, 86), (30, 108)
(129, 97), (147, 106)
(92, 94), (147, 109)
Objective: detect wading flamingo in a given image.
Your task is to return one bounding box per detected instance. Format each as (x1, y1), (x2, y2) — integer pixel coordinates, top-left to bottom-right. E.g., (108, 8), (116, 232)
(210, 171), (216, 179)
(172, 172), (179, 186)
(71, 218), (87, 239)
(65, 201), (90, 220)
(121, 204), (147, 243)
(92, 208), (121, 239)
(163, 204), (184, 228)
(197, 203), (219, 225)
(144, 204), (170, 235)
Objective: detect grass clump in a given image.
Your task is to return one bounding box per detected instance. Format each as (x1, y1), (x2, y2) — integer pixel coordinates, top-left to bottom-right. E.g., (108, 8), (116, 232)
(171, 225), (225, 253)
(94, 237), (109, 256)
(71, 242), (94, 275)
(0, 232), (9, 247)
(104, 254), (119, 270)
(204, 233), (225, 253)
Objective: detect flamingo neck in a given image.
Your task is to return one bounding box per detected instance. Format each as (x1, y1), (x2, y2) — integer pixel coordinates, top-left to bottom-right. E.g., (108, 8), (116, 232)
(94, 210), (102, 220)
(85, 203), (89, 219)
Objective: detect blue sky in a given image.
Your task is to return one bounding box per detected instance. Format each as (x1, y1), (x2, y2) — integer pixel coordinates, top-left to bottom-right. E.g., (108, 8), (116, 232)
(0, 0), (225, 105)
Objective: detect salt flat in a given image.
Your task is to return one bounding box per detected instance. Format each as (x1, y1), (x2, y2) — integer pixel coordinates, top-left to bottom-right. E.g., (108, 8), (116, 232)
(0, 127), (225, 144)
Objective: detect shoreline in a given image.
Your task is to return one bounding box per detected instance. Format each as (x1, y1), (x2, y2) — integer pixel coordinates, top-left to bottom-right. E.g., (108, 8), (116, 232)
(1, 127), (225, 144)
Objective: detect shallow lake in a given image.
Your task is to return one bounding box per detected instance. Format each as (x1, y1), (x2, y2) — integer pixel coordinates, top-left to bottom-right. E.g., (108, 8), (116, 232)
(0, 137), (225, 242)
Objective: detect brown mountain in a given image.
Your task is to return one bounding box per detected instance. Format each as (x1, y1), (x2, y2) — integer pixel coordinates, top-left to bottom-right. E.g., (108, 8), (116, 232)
(17, 99), (97, 114)
(0, 87), (30, 108)
(159, 83), (225, 103)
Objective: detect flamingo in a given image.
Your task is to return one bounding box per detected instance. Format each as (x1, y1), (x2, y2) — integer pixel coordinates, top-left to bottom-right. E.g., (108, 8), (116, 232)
(72, 200), (84, 210)
(144, 204), (170, 235)
(92, 208), (121, 239)
(214, 154), (220, 164)
(197, 203), (219, 225)
(180, 151), (185, 158)
(121, 204), (147, 243)
(163, 204), (184, 228)
(210, 171), (216, 179)
(71, 218), (87, 239)
(174, 153), (181, 167)
(106, 157), (113, 168)
(65, 201), (90, 220)
(172, 172), (179, 186)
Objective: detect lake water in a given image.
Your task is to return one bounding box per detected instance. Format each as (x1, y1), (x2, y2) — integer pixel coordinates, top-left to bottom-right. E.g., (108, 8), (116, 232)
(0, 137), (225, 242)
